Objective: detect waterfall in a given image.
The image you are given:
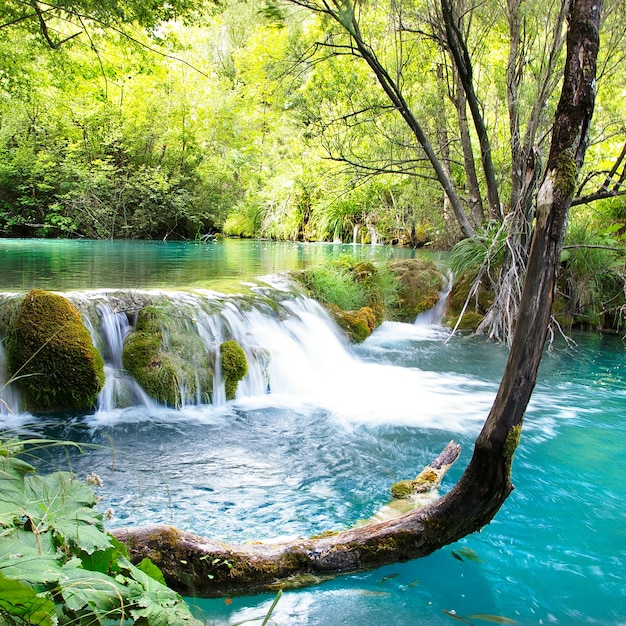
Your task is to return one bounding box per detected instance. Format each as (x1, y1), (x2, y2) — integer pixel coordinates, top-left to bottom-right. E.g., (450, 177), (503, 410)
(367, 225), (378, 246)
(414, 272), (452, 326)
(1, 284), (490, 430)
(81, 288), (369, 414)
(0, 341), (19, 416)
(94, 304), (158, 412)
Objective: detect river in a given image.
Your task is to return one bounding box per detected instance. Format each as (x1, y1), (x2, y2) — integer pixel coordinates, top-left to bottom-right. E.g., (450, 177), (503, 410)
(0, 239), (624, 625)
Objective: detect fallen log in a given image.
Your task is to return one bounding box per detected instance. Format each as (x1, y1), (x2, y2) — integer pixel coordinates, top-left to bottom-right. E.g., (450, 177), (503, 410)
(113, 441), (461, 597)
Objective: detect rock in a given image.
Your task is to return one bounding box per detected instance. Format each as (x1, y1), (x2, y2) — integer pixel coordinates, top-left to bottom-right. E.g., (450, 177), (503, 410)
(122, 304), (212, 406)
(220, 340), (248, 400)
(6, 289), (104, 411)
(389, 258), (444, 322)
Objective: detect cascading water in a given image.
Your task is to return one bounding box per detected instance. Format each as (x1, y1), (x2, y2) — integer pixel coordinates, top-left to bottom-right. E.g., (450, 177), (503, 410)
(83, 287), (495, 431)
(0, 341), (19, 418)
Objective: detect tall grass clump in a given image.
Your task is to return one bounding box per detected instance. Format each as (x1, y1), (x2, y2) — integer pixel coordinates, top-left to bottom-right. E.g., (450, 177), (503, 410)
(295, 254), (400, 322)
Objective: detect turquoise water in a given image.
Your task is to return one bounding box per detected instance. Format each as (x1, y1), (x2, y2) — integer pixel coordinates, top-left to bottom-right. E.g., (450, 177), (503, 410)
(0, 240), (624, 625)
(0, 238), (415, 292)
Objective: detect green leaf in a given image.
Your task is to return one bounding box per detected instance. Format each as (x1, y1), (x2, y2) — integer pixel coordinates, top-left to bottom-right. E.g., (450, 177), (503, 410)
(0, 572), (56, 626)
(0, 528), (64, 584)
(58, 563), (128, 614)
(23, 471), (113, 554)
(138, 557), (167, 585)
(118, 558), (202, 625)
(0, 455), (35, 524)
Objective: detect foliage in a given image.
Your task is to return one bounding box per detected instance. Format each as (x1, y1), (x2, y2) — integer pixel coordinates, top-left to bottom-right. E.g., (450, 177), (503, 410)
(449, 222), (508, 279)
(298, 261), (368, 311)
(0, 437), (202, 625)
(558, 215), (625, 329)
(5, 290), (105, 412)
(295, 254), (440, 338)
(0, 0), (623, 261)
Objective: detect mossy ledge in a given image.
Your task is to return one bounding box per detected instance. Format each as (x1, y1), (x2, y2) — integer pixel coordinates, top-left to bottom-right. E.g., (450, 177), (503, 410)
(4, 289), (104, 412)
(122, 303), (213, 407)
(220, 339), (248, 400)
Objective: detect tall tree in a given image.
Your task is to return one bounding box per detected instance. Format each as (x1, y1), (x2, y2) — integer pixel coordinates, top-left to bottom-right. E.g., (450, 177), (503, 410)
(117, 0), (602, 595)
(289, 0), (477, 239)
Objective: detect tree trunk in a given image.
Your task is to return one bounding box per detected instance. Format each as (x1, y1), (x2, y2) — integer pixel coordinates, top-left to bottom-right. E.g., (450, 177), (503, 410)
(441, 0), (502, 221)
(455, 70), (485, 225)
(116, 0), (601, 598)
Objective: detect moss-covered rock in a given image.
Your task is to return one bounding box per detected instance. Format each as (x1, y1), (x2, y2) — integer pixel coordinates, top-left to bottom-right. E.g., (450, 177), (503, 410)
(329, 305), (377, 343)
(445, 272), (494, 331)
(388, 258), (444, 322)
(122, 304), (212, 407)
(220, 339), (248, 400)
(5, 289), (105, 411)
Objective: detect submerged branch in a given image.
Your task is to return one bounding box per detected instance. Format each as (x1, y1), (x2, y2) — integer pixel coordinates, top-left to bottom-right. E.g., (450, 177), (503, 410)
(114, 441), (462, 597)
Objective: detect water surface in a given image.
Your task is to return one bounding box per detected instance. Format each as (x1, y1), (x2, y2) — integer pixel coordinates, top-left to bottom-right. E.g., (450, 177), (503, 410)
(0, 240), (624, 625)
(0, 238), (415, 292)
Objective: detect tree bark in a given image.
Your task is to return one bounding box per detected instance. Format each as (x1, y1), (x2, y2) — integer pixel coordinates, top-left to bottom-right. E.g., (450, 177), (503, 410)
(440, 0), (502, 221)
(115, 0), (602, 598)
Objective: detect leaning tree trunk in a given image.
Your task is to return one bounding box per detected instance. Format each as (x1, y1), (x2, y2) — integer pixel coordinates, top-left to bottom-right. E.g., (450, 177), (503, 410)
(115, 0), (601, 597)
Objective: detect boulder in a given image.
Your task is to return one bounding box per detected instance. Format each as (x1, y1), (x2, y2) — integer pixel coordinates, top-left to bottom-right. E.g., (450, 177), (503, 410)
(389, 258), (444, 322)
(6, 289), (104, 411)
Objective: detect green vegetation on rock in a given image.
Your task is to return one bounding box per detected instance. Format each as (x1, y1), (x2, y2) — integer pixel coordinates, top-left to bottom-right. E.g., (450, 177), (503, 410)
(123, 304), (212, 407)
(220, 339), (248, 400)
(4, 289), (104, 412)
(294, 255), (412, 342)
(388, 258), (444, 322)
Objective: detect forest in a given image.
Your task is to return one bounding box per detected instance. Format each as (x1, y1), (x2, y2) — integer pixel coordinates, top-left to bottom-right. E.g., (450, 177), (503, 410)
(0, 0), (624, 334)
(0, 0), (625, 624)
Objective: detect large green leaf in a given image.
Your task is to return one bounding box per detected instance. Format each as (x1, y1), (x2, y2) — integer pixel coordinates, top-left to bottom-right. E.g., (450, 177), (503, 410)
(0, 456), (35, 525)
(58, 563), (129, 614)
(0, 528), (63, 584)
(0, 572), (56, 626)
(23, 471), (113, 554)
(118, 558), (202, 625)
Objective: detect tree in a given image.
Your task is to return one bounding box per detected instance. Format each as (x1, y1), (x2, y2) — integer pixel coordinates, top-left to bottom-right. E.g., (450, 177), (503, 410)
(115, 0), (603, 596)
(0, 0), (202, 49)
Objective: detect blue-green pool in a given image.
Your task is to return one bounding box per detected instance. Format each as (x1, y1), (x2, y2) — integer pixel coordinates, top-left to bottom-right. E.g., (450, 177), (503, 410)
(0, 239), (624, 625)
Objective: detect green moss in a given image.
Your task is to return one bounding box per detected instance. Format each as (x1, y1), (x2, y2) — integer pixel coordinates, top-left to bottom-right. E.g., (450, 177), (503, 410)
(390, 480), (414, 498)
(123, 331), (180, 406)
(310, 529), (340, 540)
(220, 340), (248, 400)
(5, 289), (104, 411)
(554, 150), (578, 197)
(504, 424), (522, 463)
(389, 258), (444, 322)
(447, 311), (485, 332)
(294, 255), (400, 329)
(123, 304), (213, 407)
(391, 468), (439, 498)
(329, 305), (376, 343)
